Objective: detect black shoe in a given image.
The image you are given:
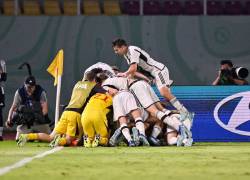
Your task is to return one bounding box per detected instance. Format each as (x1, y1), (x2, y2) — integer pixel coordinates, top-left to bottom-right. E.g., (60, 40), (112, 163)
(0, 136), (3, 141)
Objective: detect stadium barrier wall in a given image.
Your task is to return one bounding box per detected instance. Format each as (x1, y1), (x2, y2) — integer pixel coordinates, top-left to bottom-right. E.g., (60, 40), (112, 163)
(153, 85), (250, 142)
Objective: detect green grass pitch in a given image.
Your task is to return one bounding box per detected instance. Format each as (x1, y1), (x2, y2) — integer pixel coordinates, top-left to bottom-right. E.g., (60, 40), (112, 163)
(1, 141), (250, 180)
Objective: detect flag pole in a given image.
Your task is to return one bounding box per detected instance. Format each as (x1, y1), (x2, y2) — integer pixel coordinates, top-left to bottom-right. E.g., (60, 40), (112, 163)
(55, 74), (62, 125)
(47, 49), (64, 126)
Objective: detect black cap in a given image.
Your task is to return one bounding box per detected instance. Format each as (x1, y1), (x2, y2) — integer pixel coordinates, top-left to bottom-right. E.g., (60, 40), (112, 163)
(25, 76), (36, 86)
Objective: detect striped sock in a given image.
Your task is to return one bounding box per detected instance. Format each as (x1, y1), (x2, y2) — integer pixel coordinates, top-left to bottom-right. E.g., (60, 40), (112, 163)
(135, 117), (145, 136)
(120, 123), (132, 142)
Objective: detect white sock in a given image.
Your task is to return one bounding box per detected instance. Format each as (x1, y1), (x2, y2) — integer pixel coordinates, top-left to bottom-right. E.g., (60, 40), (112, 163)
(163, 116), (182, 132)
(151, 125), (161, 138)
(170, 97), (188, 113)
(120, 123), (132, 142)
(0, 127), (3, 136)
(183, 118), (191, 130)
(135, 117), (145, 136)
(162, 108), (171, 115)
(168, 137), (177, 145)
(156, 111), (166, 120)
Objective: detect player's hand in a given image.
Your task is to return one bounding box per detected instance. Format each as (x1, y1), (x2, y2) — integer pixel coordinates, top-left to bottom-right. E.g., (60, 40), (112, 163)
(117, 72), (127, 77)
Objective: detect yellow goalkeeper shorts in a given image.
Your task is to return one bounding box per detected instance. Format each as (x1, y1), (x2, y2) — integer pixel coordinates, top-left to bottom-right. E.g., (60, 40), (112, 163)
(81, 110), (109, 145)
(55, 111), (82, 137)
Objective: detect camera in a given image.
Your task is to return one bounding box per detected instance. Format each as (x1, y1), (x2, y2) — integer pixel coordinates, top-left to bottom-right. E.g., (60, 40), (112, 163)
(9, 104), (47, 128)
(221, 67), (248, 80)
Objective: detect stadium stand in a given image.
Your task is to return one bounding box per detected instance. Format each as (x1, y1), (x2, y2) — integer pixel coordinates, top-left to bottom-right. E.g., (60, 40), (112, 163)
(0, 0), (250, 16)
(103, 0), (121, 15)
(44, 0), (62, 15)
(22, 0), (42, 15)
(183, 0), (203, 15)
(143, 0), (161, 15)
(246, 0), (250, 14)
(207, 0), (224, 15)
(224, 0), (243, 15)
(121, 0), (140, 15)
(63, 0), (78, 15)
(162, 0), (182, 15)
(83, 0), (101, 15)
(0, 0), (16, 15)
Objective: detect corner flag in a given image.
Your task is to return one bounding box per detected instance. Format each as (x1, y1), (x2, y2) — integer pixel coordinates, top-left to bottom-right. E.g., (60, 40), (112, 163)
(47, 49), (64, 125)
(47, 49), (64, 86)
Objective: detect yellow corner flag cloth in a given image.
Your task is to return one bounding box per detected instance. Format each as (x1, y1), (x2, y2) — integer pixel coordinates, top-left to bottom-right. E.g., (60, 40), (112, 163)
(47, 49), (64, 86)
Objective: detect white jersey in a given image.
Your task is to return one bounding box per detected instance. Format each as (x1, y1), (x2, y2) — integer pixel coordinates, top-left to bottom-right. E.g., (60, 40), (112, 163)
(84, 62), (115, 78)
(124, 46), (165, 77)
(102, 77), (128, 91)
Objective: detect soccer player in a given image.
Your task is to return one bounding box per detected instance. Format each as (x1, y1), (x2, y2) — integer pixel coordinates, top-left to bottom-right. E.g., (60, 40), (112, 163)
(112, 38), (194, 121)
(81, 92), (112, 148)
(17, 69), (105, 147)
(101, 75), (149, 146)
(103, 76), (192, 146)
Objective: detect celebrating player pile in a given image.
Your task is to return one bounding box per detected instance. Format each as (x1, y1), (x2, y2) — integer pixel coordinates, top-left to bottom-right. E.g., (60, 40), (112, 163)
(17, 39), (194, 147)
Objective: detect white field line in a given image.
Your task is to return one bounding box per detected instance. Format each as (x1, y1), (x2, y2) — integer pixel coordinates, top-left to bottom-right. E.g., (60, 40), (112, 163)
(0, 146), (63, 176)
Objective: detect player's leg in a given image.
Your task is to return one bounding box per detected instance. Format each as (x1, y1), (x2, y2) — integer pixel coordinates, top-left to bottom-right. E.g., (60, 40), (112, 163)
(130, 109), (149, 146)
(110, 91), (135, 146)
(93, 113), (109, 147)
(148, 117), (163, 146)
(61, 112), (82, 146)
(155, 68), (193, 121)
(118, 116), (135, 147)
(81, 112), (95, 148)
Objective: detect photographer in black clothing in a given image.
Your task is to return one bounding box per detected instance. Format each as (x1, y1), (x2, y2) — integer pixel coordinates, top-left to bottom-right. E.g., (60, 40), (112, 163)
(212, 60), (248, 85)
(6, 63), (51, 140)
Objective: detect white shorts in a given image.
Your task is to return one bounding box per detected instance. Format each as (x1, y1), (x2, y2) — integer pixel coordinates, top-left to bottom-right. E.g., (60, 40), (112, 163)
(113, 90), (139, 122)
(129, 80), (160, 109)
(154, 67), (172, 89)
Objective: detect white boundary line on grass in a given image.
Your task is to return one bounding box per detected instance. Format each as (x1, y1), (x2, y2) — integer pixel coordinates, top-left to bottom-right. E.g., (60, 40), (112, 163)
(0, 146), (63, 176)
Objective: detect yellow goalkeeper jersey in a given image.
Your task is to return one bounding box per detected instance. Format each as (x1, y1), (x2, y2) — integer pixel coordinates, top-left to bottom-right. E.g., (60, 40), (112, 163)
(84, 93), (112, 112)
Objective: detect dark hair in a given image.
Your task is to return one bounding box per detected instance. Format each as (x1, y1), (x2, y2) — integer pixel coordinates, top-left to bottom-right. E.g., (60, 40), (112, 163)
(112, 38), (127, 47)
(90, 68), (103, 74)
(85, 71), (96, 81)
(220, 60), (233, 67)
(95, 72), (109, 84)
(85, 68), (104, 81)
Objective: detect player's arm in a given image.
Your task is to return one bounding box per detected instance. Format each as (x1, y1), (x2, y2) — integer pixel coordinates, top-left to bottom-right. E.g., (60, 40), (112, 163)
(118, 48), (140, 77)
(134, 71), (151, 83)
(125, 63), (138, 77)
